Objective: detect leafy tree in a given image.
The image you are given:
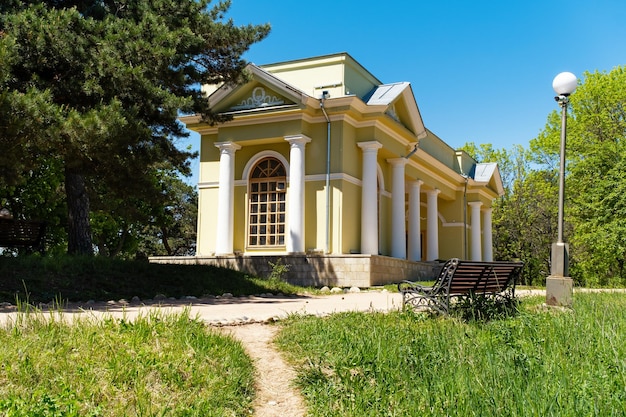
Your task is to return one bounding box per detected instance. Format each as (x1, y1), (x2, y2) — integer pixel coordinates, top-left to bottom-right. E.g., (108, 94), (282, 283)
(465, 68), (626, 286)
(89, 167), (198, 259)
(524, 66), (626, 286)
(137, 174), (198, 258)
(564, 67), (626, 285)
(0, 156), (68, 255)
(0, 0), (269, 255)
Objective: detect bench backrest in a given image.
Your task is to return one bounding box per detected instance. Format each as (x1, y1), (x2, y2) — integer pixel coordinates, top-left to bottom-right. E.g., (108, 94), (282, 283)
(0, 218), (46, 247)
(434, 258), (524, 296)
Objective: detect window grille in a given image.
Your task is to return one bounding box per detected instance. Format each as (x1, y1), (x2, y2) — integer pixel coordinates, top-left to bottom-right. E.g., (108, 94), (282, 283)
(248, 157), (286, 247)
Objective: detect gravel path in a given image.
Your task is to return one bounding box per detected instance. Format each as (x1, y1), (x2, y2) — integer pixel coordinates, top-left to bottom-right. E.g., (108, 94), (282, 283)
(222, 324), (306, 417)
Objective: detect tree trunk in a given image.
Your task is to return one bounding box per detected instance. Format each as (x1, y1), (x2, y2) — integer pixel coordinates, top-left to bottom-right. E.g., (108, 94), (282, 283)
(161, 226), (173, 255)
(65, 167), (94, 255)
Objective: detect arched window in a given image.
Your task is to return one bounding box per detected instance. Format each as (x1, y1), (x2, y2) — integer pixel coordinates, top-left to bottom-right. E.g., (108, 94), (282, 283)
(248, 157), (287, 247)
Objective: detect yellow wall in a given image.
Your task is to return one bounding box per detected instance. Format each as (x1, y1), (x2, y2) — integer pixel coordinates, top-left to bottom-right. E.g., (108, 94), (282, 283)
(262, 53), (379, 100)
(190, 53), (502, 261)
(263, 57), (345, 99)
(196, 114), (493, 259)
(199, 134), (220, 184)
(306, 179), (324, 252)
(338, 180), (361, 253)
(232, 184), (247, 253)
(196, 188), (219, 255)
(438, 194), (467, 260)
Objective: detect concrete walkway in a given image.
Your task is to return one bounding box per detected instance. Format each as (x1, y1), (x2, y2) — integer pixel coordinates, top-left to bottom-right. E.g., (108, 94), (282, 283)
(4, 288), (621, 328)
(0, 288), (558, 327)
(0, 291), (406, 326)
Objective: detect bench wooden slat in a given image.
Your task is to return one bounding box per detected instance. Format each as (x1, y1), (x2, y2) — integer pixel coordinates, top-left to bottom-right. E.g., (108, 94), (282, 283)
(0, 218), (46, 252)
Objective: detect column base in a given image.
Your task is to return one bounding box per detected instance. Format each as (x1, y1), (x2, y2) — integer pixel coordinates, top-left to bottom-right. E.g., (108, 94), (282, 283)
(546, 276), (573, 307)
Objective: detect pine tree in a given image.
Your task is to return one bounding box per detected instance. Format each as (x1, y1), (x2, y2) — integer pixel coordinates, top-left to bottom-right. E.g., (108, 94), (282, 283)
(0, 0), (269, 254)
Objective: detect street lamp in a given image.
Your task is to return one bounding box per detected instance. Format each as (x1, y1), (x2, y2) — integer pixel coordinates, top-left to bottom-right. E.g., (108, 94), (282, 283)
(546, 71), (577, 307)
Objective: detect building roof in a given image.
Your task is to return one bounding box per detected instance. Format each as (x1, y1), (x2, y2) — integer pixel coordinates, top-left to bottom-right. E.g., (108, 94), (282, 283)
(364, 82), (411, 105)
(186, 53), (504, 200)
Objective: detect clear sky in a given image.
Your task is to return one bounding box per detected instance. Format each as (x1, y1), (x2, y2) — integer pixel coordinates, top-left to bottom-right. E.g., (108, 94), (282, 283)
(182, 0), (626, 184)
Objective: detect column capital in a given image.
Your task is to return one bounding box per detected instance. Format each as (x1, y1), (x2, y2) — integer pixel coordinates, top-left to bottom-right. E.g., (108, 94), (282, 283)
(357, 141), (383, 152)
(387, 157), (408, 166)
(215, 141), (241, 153)
(468, 201), (483, 208)
(408, 179), (423, 192)
(427, 188), (441, 196)
(285, 134), (312, 146)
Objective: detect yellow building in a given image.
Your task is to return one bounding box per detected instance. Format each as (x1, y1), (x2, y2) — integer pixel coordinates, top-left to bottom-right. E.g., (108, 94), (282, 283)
(164, 53), (503, 287)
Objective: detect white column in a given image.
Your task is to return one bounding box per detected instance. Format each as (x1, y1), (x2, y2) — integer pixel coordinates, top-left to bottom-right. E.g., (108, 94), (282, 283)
(388, 158), (407, 259)
(214, 141), (241, 255)
(408, 180), (423, 262)
(358, 141), (382, 255)
(482, 207), (493, 262)
(285, 134), (311, 253)
(469, 201), (483, 261)
(426, 189), (440, 261)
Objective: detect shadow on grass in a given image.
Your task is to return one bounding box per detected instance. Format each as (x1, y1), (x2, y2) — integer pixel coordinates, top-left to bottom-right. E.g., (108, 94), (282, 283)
(0, 255), (301, 304)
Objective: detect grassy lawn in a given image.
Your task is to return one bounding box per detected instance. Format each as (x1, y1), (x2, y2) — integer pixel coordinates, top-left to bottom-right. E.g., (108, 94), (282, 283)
(0, 309), (254, 416)
(276, 293), (626, 416)
(0, 256), (306, 304)
(4, 256), (626, 415)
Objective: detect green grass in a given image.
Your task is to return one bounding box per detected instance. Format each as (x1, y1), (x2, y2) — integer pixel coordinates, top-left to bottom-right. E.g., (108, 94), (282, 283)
(275, 293), (626, 416)
(0, 255), (308, 303)
(0, 309), (254, 416)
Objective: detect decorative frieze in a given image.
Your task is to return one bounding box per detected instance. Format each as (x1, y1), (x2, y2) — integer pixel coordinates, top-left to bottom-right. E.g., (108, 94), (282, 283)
(231, 87), (284, 110)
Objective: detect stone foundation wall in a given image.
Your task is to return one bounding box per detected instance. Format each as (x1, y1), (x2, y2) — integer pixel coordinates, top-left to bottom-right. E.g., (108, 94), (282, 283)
(149, 254), (440, 288)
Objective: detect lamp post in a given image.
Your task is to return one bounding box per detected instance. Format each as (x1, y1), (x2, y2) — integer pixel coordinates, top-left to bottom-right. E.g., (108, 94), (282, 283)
(546, 71), (577, 307)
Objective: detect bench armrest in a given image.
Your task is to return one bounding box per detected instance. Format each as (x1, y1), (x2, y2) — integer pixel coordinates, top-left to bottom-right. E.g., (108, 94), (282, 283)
(398, 280), (435, 295)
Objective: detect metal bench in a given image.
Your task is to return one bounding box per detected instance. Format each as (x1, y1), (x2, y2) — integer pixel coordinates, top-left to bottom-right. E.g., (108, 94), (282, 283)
(0, 218), (46, 254)
(398, 258), (524, 315)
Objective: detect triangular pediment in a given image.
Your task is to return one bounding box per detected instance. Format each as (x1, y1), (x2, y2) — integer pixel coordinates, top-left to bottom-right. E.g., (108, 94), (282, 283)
(364, 82), (427, 139)
(207, 64), (307, 114)
(471, 162), (505, 196)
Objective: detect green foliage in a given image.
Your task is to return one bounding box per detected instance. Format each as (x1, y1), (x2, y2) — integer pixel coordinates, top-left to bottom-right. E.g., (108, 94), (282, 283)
(565, 67), (626, 285)
(88, 169), (198, 258)
(493, 168), (561, 284)
(465, 67), (626, 286)
(277, 293), (626, 416)
(449, 292), (519, 322)
(0, 310), (255, 416)
(518, 66), (626, 285)
(0, 0), (270, 254)
(267, 258), (291, 282)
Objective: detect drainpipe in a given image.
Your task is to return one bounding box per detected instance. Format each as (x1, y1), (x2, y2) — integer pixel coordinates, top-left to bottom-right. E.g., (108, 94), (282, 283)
(320, 91), (331, 254)
(462, 174), (468, 259)
(456, 151), (469, 259)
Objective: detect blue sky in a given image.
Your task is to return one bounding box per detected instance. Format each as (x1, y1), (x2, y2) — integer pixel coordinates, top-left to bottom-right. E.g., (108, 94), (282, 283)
(182, 0), (626, 184)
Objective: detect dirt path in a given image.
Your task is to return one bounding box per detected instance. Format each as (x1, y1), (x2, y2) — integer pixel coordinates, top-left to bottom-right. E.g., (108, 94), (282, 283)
(221, 323), (306, 417)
